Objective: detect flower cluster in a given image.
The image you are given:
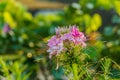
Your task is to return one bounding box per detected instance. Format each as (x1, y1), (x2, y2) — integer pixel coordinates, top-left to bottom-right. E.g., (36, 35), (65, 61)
(47, 26), (86, 58)
(2, 24), (11, 34)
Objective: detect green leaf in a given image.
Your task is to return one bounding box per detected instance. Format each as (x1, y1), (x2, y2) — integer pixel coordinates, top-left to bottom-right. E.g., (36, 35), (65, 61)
(103, 26), (113, 36)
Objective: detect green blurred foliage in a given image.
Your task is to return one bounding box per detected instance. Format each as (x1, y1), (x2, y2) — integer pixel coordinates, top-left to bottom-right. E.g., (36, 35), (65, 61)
(62, 0), (120, 64)
(0, 0), (45, 79)
(0, 58), (32, 80)
(0, 0), (120, 79)
(0, 0), (39, 54)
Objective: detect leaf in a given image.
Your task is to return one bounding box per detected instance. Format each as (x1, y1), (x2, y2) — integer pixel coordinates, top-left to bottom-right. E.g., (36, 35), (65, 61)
(34, 54), (45, 62)
(103, 26), (113, 36)
(3, 11), (16, 28)
(0, 1), (7, 11)
(114, 0), (120, 15)
(110, 69), (120, 78)
(51, 67), (64, 79)
(91, 14), (102, 31)
(22, 72), (32, 80)
(82, 46), (97, 60)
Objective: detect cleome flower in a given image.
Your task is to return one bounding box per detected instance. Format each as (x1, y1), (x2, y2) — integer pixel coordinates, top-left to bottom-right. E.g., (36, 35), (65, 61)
(62, 26), (86, 47)
(47, 29), (64, 59)
(47, 25), (87, 58)
(2, 23), (11, 34)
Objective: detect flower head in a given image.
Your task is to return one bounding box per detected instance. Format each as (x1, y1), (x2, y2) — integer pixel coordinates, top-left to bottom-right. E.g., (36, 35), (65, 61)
(47, 26), (87, 58)
(63, 26), (86, 47)
(47, 36), (63, 58)
(2, 24), (11, 33)
(55, 27), (69, 35)
(70, 26), (81, 37)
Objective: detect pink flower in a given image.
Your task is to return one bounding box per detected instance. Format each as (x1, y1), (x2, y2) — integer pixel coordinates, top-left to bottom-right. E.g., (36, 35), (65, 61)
(47, 35), (63, 58)
(2, 24), (11, 33)
(47, 26), (87, 58)
(63, 26), (86, 47)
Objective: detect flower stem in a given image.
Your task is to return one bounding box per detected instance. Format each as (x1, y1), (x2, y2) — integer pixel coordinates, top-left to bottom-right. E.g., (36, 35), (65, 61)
(71, 63), (79, 80)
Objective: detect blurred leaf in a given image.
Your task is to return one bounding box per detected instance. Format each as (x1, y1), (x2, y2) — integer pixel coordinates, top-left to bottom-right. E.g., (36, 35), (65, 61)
(23, 12), (33, 21)
(82, 46), (97, 60)
(3, 11), (16, 28)
(83, 14), (91, 27)
(114, 0), (120, 15)
(92, 14), (102, 28)
(51, 67), (64, 79)
(103, 26), (113, 36)
(34, 54), (45, 61)
(0, 1), (7, 11)
(110, 69), (120, 78)
(112, 15), (120, 24)
(0, 58), (12, 80)
(86, 13), (102, 33)
(97, 0), (112, 9)
(72, 3), (81, 9)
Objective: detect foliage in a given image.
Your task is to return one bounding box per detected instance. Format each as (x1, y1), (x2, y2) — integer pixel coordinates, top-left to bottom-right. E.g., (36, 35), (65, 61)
(62, 0), (120, 64)
(0, 0), (40, 54)
(0, 0), (43, 79)
(0, 58), (32, 80)
(0, 0), (120, 79)
(47, 26), (120, 80)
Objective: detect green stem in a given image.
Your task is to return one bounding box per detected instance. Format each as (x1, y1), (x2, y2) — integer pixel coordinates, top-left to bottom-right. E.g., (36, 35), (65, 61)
(71, 63), (79, 80)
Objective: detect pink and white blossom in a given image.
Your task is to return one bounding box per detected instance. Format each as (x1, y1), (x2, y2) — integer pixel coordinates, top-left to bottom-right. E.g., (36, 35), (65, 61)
(47, 26), (87, 58)
(62, 26), (86, 47)
(2, 24), (11, 33)
(47, 30), (64, 58)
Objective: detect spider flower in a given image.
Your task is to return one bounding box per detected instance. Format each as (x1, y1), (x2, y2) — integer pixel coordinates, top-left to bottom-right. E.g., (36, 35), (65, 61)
(47, 26), (87, 58)
(2, 24), (11, 33)
(47, 29), (64, 58)
(63, 26), (86, 47)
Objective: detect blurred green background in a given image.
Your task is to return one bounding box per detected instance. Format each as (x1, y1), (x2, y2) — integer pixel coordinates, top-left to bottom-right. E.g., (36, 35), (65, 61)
(0, 0), (120, 80)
